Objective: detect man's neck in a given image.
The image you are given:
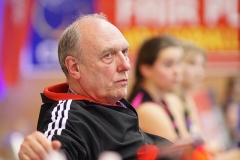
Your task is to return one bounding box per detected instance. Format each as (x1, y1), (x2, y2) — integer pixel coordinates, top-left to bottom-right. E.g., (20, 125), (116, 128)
(67, 88), (78, 94)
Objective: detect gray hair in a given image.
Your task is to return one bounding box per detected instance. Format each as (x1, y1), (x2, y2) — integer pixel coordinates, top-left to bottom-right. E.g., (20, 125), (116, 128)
(58, 13), (108, 76)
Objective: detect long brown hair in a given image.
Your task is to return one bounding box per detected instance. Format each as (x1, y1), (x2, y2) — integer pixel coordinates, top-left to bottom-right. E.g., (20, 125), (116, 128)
(128, 34), (182, 100)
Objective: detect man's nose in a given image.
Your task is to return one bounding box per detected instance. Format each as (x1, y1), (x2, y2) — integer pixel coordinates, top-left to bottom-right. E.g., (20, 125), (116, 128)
(117, 53), (131, 72)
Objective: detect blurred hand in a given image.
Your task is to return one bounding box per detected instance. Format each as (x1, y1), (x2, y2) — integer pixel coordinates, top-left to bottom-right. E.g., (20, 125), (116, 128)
(215, 148), (240, 160)
(45, 150), (66, 160)
(18, 131), (61, 160)
(98, 151), (122, 160)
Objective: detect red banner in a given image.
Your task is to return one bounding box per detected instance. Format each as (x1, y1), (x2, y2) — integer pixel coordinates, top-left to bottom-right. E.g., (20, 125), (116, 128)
(0, 0), (32, 84)
(95, 0), (240, 68)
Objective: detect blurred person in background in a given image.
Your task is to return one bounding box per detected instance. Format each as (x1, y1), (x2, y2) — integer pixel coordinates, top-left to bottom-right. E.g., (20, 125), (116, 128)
(175, 40), (225, 156)
(175, 40), (240, 159)
(174, 40), (207, 140)
(127, 36), (239, 159)
(223, 75), (240, 148)
(127, 35), (191, 143)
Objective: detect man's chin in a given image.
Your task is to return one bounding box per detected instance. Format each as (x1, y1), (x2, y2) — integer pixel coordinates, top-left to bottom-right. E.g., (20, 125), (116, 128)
(116, 90), (127, 99)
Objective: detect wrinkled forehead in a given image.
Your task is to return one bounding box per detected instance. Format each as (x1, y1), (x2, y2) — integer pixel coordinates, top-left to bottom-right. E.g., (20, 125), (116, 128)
(80, 18), (129, 53)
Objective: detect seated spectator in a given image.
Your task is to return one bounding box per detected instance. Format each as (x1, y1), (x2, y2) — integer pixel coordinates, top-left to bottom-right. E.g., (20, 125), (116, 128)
(176, 40), (234, 157)
(174, 40), (207, 139)
(127, 35), (191, 142)
(223, 75), (240, 148)
(18, 13), (172, 160)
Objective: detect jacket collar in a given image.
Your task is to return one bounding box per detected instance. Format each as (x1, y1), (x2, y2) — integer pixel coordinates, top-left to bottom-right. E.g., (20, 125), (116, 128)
(43, 82), (120, 106)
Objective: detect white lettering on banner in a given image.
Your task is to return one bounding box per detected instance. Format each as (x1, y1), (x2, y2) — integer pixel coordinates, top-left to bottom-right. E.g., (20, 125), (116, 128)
(115, 0), (239, 27)
(115, 0), (199, 27)
(133, 0), (167, 26)
(171, 0), (199, 26)
(204, 0), (239, 27)
(115, 0), (133, 27)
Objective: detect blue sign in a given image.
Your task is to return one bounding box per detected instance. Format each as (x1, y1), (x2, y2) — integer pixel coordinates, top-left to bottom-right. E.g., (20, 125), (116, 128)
(29, 0), (94, 68)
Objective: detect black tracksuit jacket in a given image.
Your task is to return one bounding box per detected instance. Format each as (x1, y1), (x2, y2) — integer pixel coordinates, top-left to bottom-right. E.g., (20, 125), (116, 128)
(37, 83), (171, 160)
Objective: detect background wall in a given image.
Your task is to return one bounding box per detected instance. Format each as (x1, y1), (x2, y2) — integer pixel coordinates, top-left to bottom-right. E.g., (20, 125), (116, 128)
(0, 0), (239, 159)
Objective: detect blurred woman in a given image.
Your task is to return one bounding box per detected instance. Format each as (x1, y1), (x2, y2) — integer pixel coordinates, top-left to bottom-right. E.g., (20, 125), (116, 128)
(175, 40), (207, 138)
(175, 40), (231, 156)
(128, 36), (240, 159)
(127, 35), (190, 142)
(223, 75), (240, 148)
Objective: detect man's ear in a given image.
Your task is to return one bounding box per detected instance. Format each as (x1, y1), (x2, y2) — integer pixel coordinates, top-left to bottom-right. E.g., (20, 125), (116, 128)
(65, 56), (81, 79)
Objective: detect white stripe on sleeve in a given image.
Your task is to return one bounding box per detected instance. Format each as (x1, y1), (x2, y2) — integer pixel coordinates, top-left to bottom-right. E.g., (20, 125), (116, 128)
(44, 99), (72, 140)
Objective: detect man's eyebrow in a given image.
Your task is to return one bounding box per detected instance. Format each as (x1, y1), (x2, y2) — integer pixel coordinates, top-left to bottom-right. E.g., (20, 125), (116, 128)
(124, 44), (130, 49)
(124, 45), (130, 50)
(102, 48), (115, 54)
(101, 45), (130, 55)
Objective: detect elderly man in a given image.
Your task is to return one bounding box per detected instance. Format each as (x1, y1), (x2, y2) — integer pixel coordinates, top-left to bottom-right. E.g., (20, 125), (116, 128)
(18, 13), (170, 160)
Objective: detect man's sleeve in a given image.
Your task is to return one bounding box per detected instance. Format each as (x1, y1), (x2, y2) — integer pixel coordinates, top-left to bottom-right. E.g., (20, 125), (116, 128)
(37, 108), (91, 160)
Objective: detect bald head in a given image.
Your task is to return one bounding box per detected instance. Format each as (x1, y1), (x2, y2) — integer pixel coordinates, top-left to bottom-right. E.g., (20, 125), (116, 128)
(58, 13), (109, 76)
(58, 13), (130, 104)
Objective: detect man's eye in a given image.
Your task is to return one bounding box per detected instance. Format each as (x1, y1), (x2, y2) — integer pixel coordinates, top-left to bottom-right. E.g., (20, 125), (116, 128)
(101, 53), (115, 64)
(122, 49), (128, 55)
(104, 53), (114, 58)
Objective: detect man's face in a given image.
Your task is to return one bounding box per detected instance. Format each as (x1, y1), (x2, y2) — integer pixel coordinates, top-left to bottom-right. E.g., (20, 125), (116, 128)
(77, 19), (131, 105)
